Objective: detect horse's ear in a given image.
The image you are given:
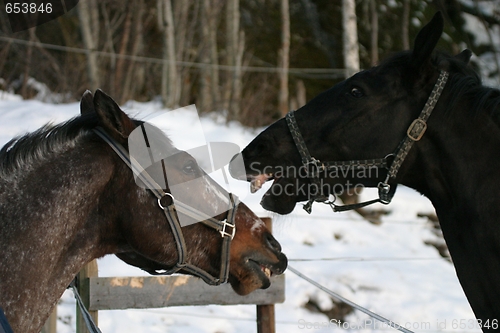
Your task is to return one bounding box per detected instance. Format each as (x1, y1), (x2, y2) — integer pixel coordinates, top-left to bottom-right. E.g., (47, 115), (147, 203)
(410, 12), (444, 71)
(80, 90), (94, 115)
(454, 49), (472, 65)
(93, 89), (136, 141)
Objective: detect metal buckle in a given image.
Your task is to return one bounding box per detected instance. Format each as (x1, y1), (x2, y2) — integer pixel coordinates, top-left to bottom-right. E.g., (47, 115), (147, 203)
(219, 220), (236, 239)
(157, 193), (174, 209)
(378, 182), (390, 193)
(383, 153), (395, 169)
(377, 182), (392, 205)
(407, 119), (427, 141)
(304, 158), (325, 177)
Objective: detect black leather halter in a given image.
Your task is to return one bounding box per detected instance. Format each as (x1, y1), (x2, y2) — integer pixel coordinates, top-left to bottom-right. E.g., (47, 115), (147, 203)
(94, 127), (237, 285)
(286, 70), (449, 214)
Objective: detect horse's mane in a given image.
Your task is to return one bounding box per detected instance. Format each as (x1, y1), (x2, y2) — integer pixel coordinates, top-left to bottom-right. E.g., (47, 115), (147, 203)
(379, 50), (500, 126)
(0, 111), (178, 181)
(0, 113), (100, 179)
(438, 54), (500, 125)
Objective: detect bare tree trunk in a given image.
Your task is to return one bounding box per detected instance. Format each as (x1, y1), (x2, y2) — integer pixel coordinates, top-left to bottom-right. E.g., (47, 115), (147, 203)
(21, 28), (36, 99)
(0, 41), (12, 79)
(179, 1), (200, 106)
(175, 1), (189, 62)
(230, 30), (245, 118)
(200, 0), (212, 113)
(100, 2), (117, 96)
(289, 79), (306, 112)
(369, 0), (378, 66)
(341, 0), (366, 214)
(89, 0), (99, 42)
(167, 0), (179, 107)
(158, 0), (179, 108)
(114, 7), (132, 100)
(209, 1), (221, 111)
(224, 0), (240, 116)
(78, 0), (100, 91)
(122, 0), (145, 103)
(279, 0), (290, 117)
(224, 0), (237, 94)
(402, 0), (410, 50)
(175, 0), (190, 106)
(342, 0), (359, 78)
(296, 80), (306, 108)
(200, 0), (221, 112)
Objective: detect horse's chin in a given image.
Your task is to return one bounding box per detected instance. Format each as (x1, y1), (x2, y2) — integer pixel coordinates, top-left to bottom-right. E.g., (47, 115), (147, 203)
(228, 253), (287, 295)
(261, 192), (296, 215)
(228, 272), (269, 296)
(260, 177), (303, 215)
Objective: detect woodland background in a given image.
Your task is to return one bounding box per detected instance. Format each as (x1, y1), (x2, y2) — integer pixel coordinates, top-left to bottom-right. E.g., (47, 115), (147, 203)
(0, 0), (499, 127)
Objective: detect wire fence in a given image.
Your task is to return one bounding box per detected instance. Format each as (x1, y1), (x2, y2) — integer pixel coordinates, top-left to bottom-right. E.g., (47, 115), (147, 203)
(288, 256), (449, 262)
(0, 35), (349, 78)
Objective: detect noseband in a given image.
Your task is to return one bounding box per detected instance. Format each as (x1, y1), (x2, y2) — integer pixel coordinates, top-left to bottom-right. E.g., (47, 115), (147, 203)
(94, 127), (236, 285)
(286, 70), (449, 214)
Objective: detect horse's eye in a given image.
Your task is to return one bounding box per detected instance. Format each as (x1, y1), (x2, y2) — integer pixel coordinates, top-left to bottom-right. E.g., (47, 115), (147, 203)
(182, 161), (197, 175)
(349, 87), (364, 98)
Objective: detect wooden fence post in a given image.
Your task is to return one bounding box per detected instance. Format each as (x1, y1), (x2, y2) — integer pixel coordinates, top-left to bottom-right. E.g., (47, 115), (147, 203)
(256, 217), (276, 333)
(76, 260), (98, 333)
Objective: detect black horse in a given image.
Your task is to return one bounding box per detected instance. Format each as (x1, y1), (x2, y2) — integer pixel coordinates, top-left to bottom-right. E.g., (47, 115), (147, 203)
(0, 90), (287, 333)
(230, 12), (500, 331)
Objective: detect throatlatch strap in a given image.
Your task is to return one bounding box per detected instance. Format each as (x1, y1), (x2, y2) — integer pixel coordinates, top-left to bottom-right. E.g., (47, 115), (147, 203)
(384, 70), (449, 182)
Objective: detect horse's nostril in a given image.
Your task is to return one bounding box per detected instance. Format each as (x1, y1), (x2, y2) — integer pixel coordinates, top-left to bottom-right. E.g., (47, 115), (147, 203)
(266, 233), (282, 253)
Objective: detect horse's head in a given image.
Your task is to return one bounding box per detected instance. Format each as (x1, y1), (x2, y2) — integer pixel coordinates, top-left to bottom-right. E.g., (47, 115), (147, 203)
(81, 90), (287, 295)
(230, 12), (473, 214)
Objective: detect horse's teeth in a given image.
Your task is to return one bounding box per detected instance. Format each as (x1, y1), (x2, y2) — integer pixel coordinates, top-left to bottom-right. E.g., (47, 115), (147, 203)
(251, 174), (272, 193)
(251, 179), (262, 193)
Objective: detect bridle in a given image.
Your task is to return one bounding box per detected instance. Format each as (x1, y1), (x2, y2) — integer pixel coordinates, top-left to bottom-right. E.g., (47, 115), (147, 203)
(93, 126), (237, 285)
(286, 70), (449, 214)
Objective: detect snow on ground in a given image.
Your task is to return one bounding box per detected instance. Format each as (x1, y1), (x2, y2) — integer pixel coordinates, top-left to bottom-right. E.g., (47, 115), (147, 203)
(0, 92), (481, 332)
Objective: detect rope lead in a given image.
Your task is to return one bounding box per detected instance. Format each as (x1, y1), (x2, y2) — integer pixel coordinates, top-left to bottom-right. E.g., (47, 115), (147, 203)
(287, 265), (415, 333)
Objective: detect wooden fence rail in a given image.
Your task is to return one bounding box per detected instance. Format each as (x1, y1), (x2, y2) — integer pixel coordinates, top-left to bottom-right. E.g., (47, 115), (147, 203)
(88, 274), (285, 310)
(66, 217), (284, 333)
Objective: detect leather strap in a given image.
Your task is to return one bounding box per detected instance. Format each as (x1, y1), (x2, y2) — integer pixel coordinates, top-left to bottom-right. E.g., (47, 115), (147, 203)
(285, 71), (449, 213)
(93, 127), (236, 285)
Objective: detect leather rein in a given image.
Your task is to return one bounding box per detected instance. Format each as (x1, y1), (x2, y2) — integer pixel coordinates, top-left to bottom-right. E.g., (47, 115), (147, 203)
(286, 70), (449, 214)
(94, 126), (237, 285)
